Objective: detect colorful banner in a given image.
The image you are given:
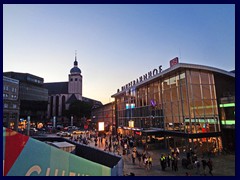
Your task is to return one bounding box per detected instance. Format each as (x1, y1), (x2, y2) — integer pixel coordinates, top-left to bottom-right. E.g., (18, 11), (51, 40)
(3, 127), (111, 176)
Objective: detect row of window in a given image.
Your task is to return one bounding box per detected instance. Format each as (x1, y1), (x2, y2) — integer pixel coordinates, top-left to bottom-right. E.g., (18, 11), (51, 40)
(3, 93), (18, 99)
(3, 103), (18, 109)
(3, 86), (18, 93)
(27, 76), (42, 84)
(3, 113), (18, 119)
(70, 78), (81, 81)
(117, 117), (220, 133)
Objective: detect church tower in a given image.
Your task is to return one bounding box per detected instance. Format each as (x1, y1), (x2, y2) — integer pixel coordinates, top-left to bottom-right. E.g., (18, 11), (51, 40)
(68, 51), (82, 100)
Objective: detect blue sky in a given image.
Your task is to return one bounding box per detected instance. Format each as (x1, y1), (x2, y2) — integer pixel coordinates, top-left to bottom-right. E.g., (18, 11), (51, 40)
(3, 4), (235, 104)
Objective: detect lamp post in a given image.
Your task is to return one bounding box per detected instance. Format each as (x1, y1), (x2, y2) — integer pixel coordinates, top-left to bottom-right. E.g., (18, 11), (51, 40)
(27, 116), (30, 136)
(71, 115), (73, 127)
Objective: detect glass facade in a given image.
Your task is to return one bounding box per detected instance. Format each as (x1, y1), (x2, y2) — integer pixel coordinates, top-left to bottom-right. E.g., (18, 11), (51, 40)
(115, 69), (222, 153)
(116, 70), (220, 132)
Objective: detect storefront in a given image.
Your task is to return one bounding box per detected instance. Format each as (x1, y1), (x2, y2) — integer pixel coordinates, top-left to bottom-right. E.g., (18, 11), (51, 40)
(112, 59), (235, 154)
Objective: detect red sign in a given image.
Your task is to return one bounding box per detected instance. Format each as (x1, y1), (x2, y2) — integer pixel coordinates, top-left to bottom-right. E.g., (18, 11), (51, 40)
(170, 57), (179, 67)
(135, 131), (142, 135)
(84, 124), (88, 130)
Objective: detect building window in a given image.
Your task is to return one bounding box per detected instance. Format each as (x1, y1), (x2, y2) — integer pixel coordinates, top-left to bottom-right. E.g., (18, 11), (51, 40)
(4, 103), (8, 108)
(4, 86), (9, 91)
(13, 104), (17, 109)
(75, 78), (78, 81)
(71, 78), (73, 81)
(3, 93), (9, 98)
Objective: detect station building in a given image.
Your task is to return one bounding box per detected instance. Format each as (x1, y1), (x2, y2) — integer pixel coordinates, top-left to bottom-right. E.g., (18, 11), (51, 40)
(111, 58), (235, 154)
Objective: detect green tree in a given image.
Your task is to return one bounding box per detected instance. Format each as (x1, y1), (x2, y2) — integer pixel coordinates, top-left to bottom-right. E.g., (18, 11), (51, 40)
(68, 100), (93, 119)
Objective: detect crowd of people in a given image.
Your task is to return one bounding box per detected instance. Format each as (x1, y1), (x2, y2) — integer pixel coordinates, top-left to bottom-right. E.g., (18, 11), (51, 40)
(69, 132), (215, 176)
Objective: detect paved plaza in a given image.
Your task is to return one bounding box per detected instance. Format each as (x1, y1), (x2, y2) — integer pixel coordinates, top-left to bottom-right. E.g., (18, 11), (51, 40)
(44, 133), (235, 176)
(85, 135), (235, 176)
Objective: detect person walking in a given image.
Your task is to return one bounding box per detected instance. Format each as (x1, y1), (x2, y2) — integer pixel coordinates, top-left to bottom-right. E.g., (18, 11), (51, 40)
(173, 156), (179, 172)
(132, 150), (136, 164)
(207, 158), (213, 176)
(148, 155), (152, 170)
(201, 158), (207, 176)
(160, 154), (166, 171)
(137, 151), (142, 167)
(144, 155), (149, 170)
(194, 160), (200, 175)
(167, 153), (171, 167)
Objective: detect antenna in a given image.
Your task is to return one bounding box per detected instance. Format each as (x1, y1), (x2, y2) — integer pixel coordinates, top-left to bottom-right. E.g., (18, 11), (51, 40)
(75, 50), (77, 61)
(179, 48), (182, 61)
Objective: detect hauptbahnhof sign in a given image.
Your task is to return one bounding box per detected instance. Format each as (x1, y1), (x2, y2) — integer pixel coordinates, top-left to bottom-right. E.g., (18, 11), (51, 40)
(117, 57), (179, 93)
(118, 65), (163, 92)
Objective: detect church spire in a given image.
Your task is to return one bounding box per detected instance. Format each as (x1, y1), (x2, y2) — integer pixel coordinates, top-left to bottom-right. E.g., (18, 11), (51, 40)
(75, 50), (77, 62)
(74, 50), (78, 67)
(70, 50), (81, 74)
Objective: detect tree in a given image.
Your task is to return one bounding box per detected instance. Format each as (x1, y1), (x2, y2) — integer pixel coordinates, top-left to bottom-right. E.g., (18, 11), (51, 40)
(67, 100), (93, 123)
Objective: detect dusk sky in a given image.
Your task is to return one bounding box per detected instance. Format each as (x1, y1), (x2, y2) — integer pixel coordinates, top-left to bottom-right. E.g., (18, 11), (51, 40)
(3, 4), (235, 104)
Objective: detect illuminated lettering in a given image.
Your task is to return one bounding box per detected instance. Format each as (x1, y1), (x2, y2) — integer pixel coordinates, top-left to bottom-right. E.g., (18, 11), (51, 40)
(117, 65), (163, 92)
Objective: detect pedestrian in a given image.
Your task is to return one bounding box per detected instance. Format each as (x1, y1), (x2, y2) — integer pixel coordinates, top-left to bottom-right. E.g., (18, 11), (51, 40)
(176, 147), (180, 157)
(132, 151), (136, 164)
(194, 160), (200, 174)
(167, 153), (171, 167)
(148, 155), (152, 170)
(207, 158), (213, 176)
(127, 147), (131, 160)
(94, 137), (98, 147)
(137, 151), (142, 167)
(144, 155), (149, 170)
(201, 159), (207, 176)
(160, 154), (166, 171)
(173, 156), (179, 172)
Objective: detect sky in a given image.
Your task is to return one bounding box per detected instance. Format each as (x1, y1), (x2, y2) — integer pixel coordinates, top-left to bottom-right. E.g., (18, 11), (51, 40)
(3, 4), (235, 104)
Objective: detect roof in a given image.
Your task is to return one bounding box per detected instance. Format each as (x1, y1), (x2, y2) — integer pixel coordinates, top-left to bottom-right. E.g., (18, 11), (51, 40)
(51, 141), (75, 148)
(66, 94), (78, 104)
(43, 82), (68, 94)
(112, 62), (235, 97)
(70, 67), (81, 74)
(33, 137), (121, 168)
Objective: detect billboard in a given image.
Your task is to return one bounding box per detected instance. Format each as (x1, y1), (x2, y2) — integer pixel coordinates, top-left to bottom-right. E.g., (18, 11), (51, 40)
(98, 122), (104, 131)
(3, 127), (111, 176)
(170, 57), (179, 67)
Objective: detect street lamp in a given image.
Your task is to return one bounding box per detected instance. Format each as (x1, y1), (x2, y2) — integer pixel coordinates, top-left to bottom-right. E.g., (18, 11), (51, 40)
(27, 116), (30, 136)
